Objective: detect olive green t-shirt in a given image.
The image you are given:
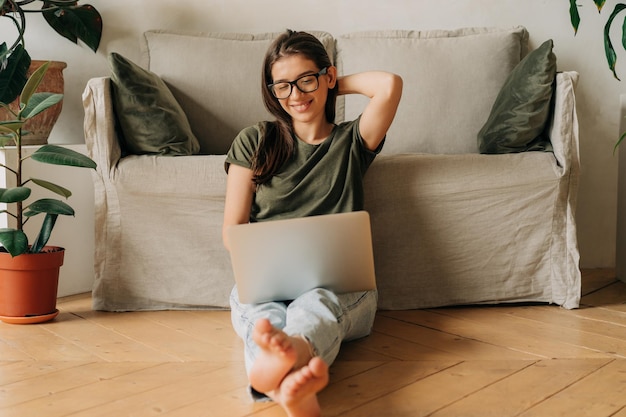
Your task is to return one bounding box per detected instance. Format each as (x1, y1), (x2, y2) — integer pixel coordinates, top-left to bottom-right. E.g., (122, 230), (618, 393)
(225, 118), (382, 222)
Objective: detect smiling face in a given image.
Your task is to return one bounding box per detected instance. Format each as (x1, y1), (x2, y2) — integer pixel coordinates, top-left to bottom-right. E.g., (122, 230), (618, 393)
(270, 54), (336, 129)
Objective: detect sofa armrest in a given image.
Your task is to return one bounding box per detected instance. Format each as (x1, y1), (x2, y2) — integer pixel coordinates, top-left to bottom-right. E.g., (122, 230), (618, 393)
(549, 71), (580, 173)
(82, 77), (122, 177)
(546, 71), (581, 308)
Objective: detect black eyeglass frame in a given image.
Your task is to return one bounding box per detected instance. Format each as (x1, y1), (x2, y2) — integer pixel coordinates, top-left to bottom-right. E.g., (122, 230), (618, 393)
(267, 67), (329, 99)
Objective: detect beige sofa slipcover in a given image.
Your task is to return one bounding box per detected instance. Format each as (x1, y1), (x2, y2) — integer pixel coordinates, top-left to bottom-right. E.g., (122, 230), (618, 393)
(83, 26), (581, 311)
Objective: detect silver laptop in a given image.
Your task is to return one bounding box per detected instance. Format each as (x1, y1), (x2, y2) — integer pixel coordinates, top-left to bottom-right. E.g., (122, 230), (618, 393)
(226, 211), (377, 304)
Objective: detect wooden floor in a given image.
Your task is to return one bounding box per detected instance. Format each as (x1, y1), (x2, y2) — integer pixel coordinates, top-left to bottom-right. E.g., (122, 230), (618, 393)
(1, 269), (626, 416)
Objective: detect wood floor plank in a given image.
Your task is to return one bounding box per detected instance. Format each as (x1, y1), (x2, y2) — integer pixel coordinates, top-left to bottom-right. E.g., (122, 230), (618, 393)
(0, 360), (91, 386)
(517, 359), (626, 417)
(65, 363), (250, 417)
(382, 308), (599, 359)
(580, 268), (617, 296)
(0, 315), (99, 361)
(0, 361), (154, 410)
(40, 310), (181, 362)
(429, 358), (612, 417)
(503, 305), (626, 357)
(581, 281), (626, 307)
(0, 339), (34, 361)
(143, 309), (233, 337)
(348, 330), (463, 361)
(610, 406), (626, 417)
(158, 386), (275, 417)
(551, 303), (626, 326)
(1, 362), (223, 417)
(339, 360), (536, 417)
(335, 338), (402, 361)
(328, 360), (387, 382)
(244, 403), (297, 417)
(375, 314), (540, 360)
(70, 310), (227, 362)
(56, 292), (92, 312)
(136, 309), (243, 362)
(318, 361), (459, 416)
(429, 307), (613, 359)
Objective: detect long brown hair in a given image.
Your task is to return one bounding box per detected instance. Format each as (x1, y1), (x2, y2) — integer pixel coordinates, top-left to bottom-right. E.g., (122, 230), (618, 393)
(252, 30), (338, 185)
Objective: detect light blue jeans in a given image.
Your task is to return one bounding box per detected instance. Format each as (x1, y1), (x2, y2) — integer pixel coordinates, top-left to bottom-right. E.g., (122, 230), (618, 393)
(230, 285), (378, 377)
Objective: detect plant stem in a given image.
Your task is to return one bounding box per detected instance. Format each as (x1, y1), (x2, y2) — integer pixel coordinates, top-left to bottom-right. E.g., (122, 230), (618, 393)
(0, 163), (17, 177)
(1, 211), (18, 220)
(2, 3), (26, 53)
(16, 128), (22, 231)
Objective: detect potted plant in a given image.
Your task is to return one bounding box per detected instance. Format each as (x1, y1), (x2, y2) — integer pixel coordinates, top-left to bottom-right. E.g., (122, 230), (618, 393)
(0, 62), (96, 324)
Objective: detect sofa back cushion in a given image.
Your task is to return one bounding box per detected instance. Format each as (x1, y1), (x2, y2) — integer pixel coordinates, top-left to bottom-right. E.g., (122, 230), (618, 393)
(337, 27), (529, 154)
(141, 30), (336, 155)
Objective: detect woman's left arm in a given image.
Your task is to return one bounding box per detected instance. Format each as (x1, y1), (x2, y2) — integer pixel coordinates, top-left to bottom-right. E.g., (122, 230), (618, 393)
(337, 71), (403, 151)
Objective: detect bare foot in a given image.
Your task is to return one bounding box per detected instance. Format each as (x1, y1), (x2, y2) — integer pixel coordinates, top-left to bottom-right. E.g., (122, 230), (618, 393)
(270, 357), (329, 417)
(249, 318), (298, 393)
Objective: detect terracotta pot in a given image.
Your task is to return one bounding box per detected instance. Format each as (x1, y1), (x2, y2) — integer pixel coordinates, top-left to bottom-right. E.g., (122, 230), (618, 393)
(0, 60), (67, 146)
(0, 247), (65, 324)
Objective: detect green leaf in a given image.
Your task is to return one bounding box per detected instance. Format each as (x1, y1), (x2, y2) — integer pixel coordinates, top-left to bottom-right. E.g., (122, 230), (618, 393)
(569, 0), (581, 34)
(26, 198), (74, 216)
(0, 228), (29, 257)
(31, 144), (97, 169)
(20, 92), (63, 120)
(622, 12), (626, 52)
(615, 130), (626, 155)
(20, 61), (50, 108)
(0, 123), (20, 146)
(42, 3), (102, 52)
(0, 136), (15, 147)
(0, 187), (31, 203)
(604, 3), (626, 80)
(30, 178), (71, 198)
(594, 0), (607, 12)
(0, 42), (7, 68)
(30, 213), (58, 254)
(0, 122), (23, 134)
(0, 44), (31, 104)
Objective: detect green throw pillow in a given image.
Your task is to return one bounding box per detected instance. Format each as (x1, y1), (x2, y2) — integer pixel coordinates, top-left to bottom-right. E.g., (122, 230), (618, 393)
(477, 39), (556, 154)
(109, 52), (200, 156)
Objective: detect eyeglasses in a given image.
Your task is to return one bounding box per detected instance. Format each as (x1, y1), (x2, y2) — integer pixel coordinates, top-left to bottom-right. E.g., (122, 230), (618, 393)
(268, 67), (328, 99)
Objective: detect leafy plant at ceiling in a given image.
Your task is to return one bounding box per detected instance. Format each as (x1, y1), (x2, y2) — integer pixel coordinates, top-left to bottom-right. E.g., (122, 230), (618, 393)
(569, 0), (626, 151)
(569, 0), (626, 80)
(0, 0), (102, 104)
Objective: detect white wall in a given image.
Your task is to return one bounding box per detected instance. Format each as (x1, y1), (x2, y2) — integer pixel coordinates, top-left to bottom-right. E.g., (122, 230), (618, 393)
(2, 0), (624, 288)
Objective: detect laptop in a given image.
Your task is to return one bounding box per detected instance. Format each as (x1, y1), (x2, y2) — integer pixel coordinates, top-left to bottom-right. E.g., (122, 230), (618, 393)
(226, 211), (377, 304)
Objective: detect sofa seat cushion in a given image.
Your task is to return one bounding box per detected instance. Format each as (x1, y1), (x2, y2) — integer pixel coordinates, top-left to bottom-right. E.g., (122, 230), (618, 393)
(364, 151), (576, 309)
(337, 27), (529, 155)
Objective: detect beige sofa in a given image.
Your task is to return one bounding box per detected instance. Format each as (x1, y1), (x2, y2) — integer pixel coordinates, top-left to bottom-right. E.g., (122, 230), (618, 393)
(83, 26), (581, 311)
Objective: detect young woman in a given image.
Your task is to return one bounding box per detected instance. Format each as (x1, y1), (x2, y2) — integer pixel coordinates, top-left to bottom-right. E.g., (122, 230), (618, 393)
(223, 30), (402, 417)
